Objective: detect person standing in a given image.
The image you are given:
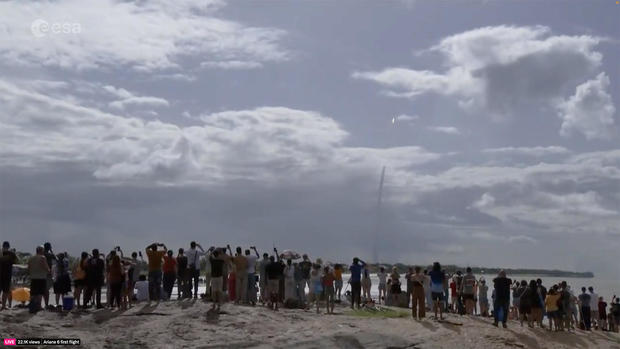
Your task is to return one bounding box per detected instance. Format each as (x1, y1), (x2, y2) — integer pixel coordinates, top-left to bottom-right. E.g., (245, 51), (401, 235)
(429, 262), (446, 320)
(478, 278), (489, 317)
(176, 249), (188, 299)
(589, 287), (599, 329)
(127, 252), (143, 304)
(578, 287), (592, 331)
(72, 252), (88, 309)
(348, 257), (365, 309)
(231, 246), (248, 304)
(265, 255), (284, 311)
(0, 241), (18, 310)
(27, 246), (50, 313)
(186, 242), (205, 299)
(53, 252), (71, 308)
(323, 266), (335, 314)
(85, 249), (105, 309)
(42, 242), (57, 308)
(460, 267), (476, 315)
(492, 270), (511, 328)
(162, 250), (177, 300)
(298, 255), (312, 304)
(107, 254), (124, 309)
(361, 265), (372, 302)
(283, 259), (297, 302)
(377, 267), (387, 304)
(334, 264), (343, 302)
(145, 242), (167, 302)
(405, 267), (414, 306)
(246, 247), (259, 305)
(208, 248), (228, 312)
(410, 266), (426, 320)
(258, 252), (269, 304)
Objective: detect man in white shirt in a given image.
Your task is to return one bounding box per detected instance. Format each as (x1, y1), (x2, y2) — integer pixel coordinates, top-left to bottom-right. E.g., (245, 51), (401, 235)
(246, 247), (259, 305)
(589, 286), (599, 328)
(186, 241), (205, 299)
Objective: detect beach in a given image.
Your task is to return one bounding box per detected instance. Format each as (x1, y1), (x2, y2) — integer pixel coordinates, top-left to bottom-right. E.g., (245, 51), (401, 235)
(2, 299), (619, 349)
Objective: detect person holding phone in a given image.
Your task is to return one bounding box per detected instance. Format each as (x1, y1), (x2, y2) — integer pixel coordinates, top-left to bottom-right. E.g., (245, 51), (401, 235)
(145, 242), (167, 302)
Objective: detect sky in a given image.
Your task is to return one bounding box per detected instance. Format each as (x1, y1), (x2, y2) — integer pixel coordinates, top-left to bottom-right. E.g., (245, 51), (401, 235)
(0, 0), (619, 277)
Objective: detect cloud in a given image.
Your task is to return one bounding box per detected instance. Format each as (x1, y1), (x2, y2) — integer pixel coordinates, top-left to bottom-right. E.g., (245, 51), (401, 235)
(0, 0), (288, 71)
(427, 126), (460, 135)
(394, 114), (419, 124)
(103, 84), (170, 110)
(0, 78), (441, 185)
(200, 60), (263, 70)
(353, 25), (615, 138)
(557, 73), (616, 140)
(483, 146), (570, 157)
(471, 192), (495, 209)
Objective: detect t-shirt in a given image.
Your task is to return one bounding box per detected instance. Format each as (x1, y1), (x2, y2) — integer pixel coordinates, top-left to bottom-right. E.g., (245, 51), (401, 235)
(86, 257), (105, 283)
(299, 260), (312, 279)
(492, 277), (512, 301)
(598, 301), (607, 316)
(461, 273), (476, 295)
(578, 293), (591, 308)
(429, 270), (445, 293)
(210, 257), (225, 278)
(185, 248), (204, 269)
(0, 250), (18, 279)
(146, 250), (166, 272)
(44, 251), (56, 271)
(232, 255), (247, 273)
(266, 261), (284, 280)
(246, 255), (257, 273)
(410, 273), (425, 287)
(259, 258), (269, 278)
(589, 292), (598, 309)
(28, 255), (49, 280)
(377, 272), (387, 284)
(162, 256), (177, 273)
(135, 281), (149, 301)
(334, 268), (342, 281)
(349, 262), (365, 282)
(176, 256), (188, 274)
(323, 272), (335, 287)
(545, 293), (561, 312)
(478, 284), (488, 300)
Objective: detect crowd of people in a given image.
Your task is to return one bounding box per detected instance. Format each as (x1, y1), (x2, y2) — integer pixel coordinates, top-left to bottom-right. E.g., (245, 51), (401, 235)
(0, 240), (619, 334)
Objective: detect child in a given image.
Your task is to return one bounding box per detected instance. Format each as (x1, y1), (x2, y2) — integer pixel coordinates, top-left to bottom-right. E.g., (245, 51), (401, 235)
(134, 275), (149, 302)
(377, 267), (387, 304)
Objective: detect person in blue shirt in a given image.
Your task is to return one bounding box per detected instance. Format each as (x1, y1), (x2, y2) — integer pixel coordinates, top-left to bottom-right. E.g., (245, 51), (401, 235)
(349, 257), (366, 309)
(428, 262), (446, 320)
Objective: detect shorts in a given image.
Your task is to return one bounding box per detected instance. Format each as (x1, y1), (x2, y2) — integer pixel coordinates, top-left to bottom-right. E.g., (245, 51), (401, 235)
(335, 280), (343, 289)
(547, 310), (558, 319)
(46, 274), (54, 291)
(73, 279), (86, 287)
(324, 285), (335, 296)
(378, 283), (386, 291)
(268, 279), (280, 295)
(31, 279), (47, 296)
(390, 284), (401, 294)
(211, 276), (223, 293)
(591, 310), (599, 319)
(53, 274), (71, 294)
(0, 274), (11, 292)
(431, 292), (443, 301)
(463, 294), (474, 301)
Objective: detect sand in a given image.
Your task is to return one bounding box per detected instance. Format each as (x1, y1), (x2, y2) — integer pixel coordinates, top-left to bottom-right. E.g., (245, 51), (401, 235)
(2, 301), (620, 349)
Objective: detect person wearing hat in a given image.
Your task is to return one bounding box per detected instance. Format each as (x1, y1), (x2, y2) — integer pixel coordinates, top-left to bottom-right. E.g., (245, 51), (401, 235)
(0, 241), (18, 310)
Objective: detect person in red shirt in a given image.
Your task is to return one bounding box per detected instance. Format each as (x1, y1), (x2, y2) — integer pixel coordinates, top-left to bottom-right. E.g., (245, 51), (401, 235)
(322, 266), (335, 314)
(162, 250), (177, 300)
(450, 279), (457, 312)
